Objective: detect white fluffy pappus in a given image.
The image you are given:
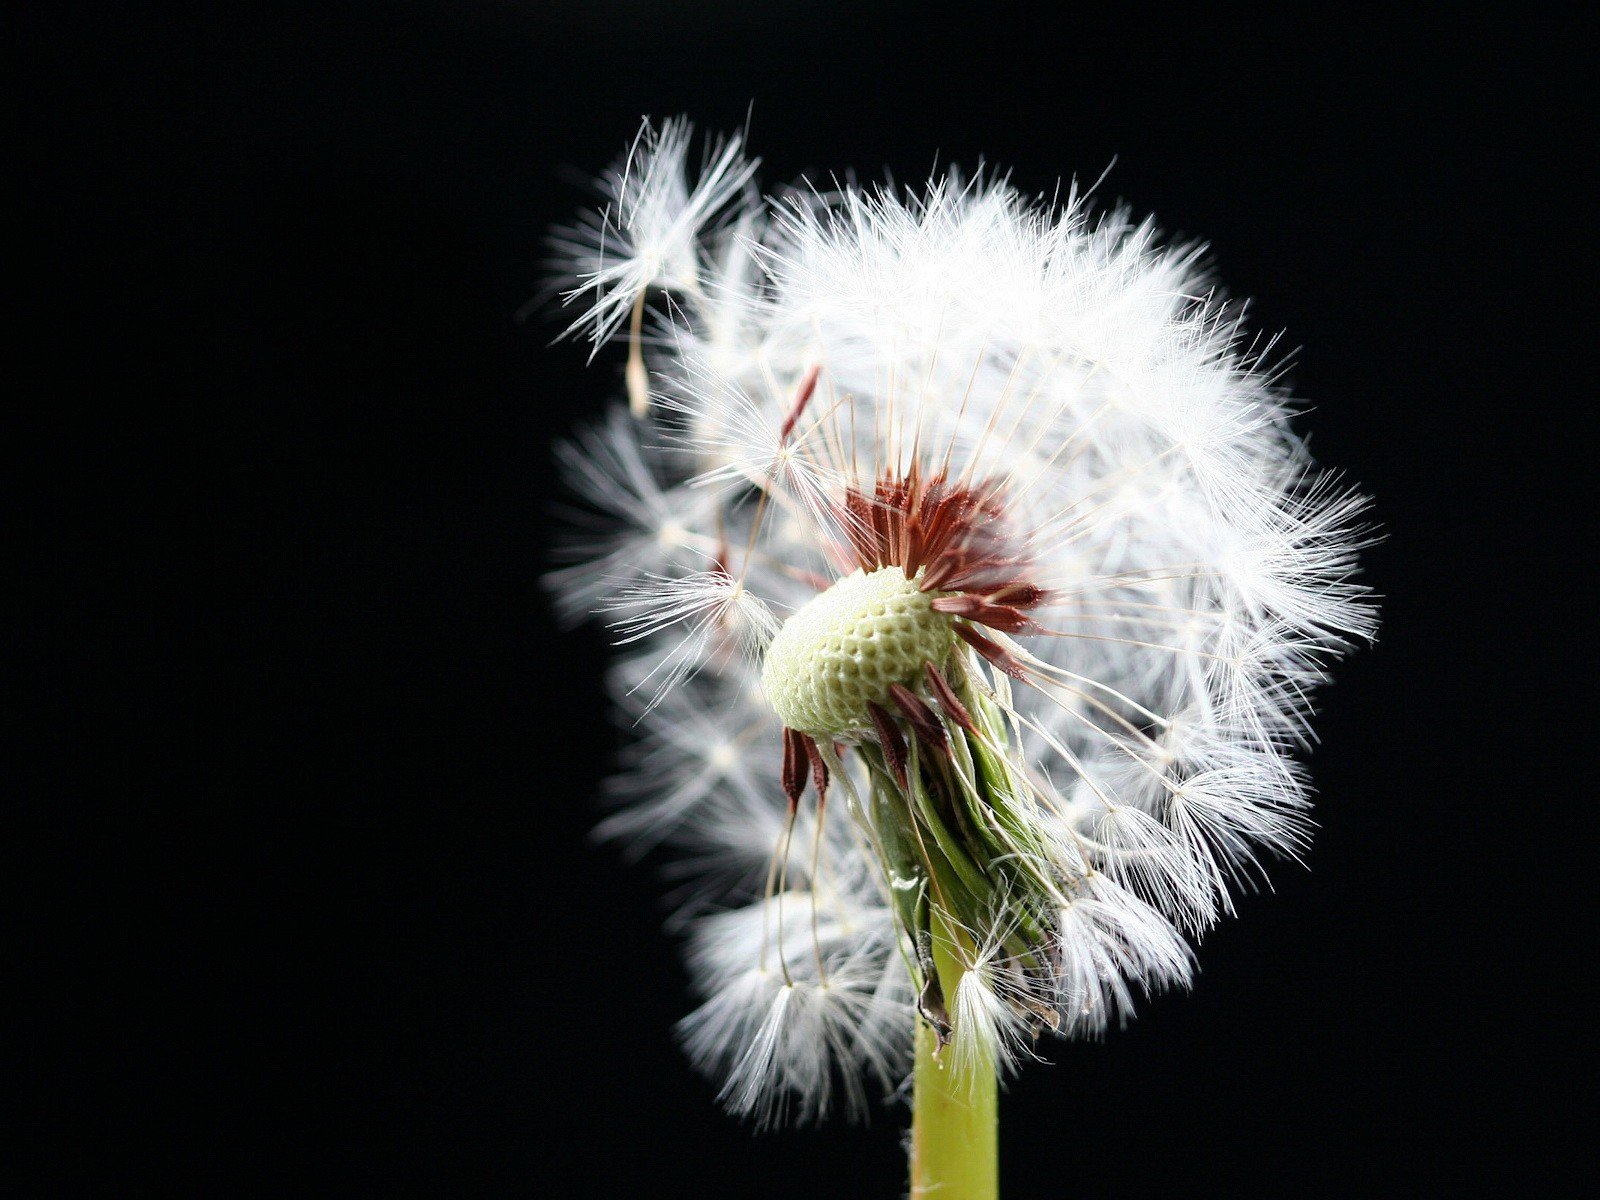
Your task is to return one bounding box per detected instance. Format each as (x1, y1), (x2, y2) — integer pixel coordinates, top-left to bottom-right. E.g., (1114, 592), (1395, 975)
(546, 118), (1375, 1126)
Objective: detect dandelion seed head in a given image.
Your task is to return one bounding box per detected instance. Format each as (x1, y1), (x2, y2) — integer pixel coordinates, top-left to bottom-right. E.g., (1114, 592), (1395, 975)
(545, 119), (1375, 1125)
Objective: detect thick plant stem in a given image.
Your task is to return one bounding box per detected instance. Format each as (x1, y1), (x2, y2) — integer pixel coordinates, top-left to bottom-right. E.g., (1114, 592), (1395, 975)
(909, 909), (998, 1200)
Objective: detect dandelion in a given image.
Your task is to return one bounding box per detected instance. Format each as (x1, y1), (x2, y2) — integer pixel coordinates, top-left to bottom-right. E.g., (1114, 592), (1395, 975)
(545, 118), (1375, 1199)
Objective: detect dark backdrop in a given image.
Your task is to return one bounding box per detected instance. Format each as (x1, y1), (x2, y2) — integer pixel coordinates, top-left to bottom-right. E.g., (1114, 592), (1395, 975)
(17, 3), (1582, 1196)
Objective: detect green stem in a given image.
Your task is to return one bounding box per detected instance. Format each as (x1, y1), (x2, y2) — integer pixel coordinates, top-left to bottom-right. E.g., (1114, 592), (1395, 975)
(910, 908), (998, 1200)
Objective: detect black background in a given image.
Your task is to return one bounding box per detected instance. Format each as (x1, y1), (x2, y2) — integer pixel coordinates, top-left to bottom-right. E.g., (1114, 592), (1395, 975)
(16, 3), (1584, 1196)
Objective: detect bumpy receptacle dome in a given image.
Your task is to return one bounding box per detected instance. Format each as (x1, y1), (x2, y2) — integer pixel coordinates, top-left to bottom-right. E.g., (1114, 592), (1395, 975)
(762, 567), (953, 735)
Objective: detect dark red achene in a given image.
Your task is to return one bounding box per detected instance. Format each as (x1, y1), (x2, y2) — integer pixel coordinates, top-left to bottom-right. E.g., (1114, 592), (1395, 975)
(838, 466), (1048, 634)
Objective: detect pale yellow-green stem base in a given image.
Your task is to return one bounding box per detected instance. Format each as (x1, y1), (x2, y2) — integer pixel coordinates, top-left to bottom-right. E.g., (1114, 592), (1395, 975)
(909, 912), (998, 1199)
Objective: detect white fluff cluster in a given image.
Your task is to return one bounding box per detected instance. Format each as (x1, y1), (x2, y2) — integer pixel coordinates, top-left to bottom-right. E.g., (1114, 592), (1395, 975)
(546, 119), (1374, 1126)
